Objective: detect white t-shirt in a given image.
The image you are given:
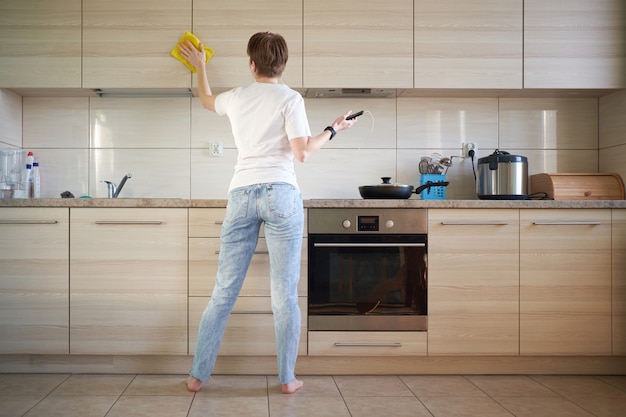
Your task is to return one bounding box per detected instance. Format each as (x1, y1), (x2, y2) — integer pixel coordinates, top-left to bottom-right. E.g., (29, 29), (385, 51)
(214, 82), (311, 191)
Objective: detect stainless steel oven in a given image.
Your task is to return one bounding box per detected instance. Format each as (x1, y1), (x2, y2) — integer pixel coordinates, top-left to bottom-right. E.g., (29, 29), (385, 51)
(308, 208), (427, 331)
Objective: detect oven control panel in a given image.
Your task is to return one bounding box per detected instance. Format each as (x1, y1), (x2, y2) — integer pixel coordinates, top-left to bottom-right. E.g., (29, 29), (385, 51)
(309, 208), (427, 234)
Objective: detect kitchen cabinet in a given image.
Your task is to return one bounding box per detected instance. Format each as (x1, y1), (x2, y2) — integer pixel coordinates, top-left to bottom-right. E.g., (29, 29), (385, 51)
(414, 0), (523, 89)
(613, 209), (626, 355)
(0, 208), (69, 354)
(188, 208), (307, 356)
(82, 0), (193, 89)
(0, 0), (81, 88)
(520, 209), (612, 355)
(193, 0), (303, 88)
(428, 209), (520, 355)
(69, 208), (188, 355)
(303, 0), (413, 88)
(524, 0), (626, 88)
(308, 332), (426, 356)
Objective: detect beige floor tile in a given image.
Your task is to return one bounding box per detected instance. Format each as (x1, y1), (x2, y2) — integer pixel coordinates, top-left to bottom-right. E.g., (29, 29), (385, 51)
(124, 375), (193, 396)
(22, 395), (118, 417)
(188, 396), (269, 417)
(598, 376), (626, 392)
(195, 375), (268, 397)
(420, 396), (514, 417)
(269, 396), (351, 417)
(531, 376), (625, 399)
(344, 396), (432, 417)
(0, 374), (69, 397)
(105, 396), (193, 417)
(0, 396), (42, 417)
(268, 376), (341, 397)
(565, 395), (626, 417)
(494, 396), (595, 417)
(400, 375), (487, 397)
(467, 375), (559, 397)
(51, 374), (134, 396)
(333, 375), (414, 397)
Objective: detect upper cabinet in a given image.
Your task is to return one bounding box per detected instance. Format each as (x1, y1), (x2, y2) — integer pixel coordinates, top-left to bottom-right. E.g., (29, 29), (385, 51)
(82, 0), (192, 89)
(193, 0), (303, 88)
(0, 0), (81, 88)
(303, 0), (414, 88)
(524, 0), (626, 89)
(414, 0), (523, 89)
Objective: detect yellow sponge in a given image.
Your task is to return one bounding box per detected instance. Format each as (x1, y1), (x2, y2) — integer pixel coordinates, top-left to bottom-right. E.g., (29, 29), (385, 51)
(170, 31), (214, 73)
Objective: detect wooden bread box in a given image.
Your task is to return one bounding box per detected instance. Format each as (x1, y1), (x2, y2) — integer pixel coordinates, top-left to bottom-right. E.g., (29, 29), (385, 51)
(530, 173), (625, 200)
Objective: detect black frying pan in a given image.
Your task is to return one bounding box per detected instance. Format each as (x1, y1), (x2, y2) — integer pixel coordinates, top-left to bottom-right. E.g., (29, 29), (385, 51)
(359, 177), (449, 199)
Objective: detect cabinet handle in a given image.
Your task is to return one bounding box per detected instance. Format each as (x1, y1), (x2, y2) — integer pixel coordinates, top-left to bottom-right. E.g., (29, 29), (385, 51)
(532, 221), (602, 225)
(94, 221), (163, 225)
(0, 219), (59, 224)
(215, 250), (269, 255)
(215, 221), (223, 225)
(232, 311), (272, 315)
(334, 342), (402, 347)
(440, 222), (509, 226)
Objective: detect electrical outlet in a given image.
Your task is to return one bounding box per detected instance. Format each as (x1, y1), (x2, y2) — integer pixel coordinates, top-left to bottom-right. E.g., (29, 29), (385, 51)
(210, 142), (224, 157)
(462, 142), (477, 158)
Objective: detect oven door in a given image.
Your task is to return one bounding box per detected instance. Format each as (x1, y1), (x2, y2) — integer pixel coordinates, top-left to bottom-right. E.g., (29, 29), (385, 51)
(308, 234), (427, 331)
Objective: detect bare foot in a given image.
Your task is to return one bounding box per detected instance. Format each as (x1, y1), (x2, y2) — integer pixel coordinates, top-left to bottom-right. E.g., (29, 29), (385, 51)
(282, 378), (304, 394)
(185, 376), (203, 392)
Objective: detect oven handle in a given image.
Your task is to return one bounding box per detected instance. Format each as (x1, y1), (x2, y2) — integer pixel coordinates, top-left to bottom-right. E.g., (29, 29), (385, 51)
(313, 243), (425, 248)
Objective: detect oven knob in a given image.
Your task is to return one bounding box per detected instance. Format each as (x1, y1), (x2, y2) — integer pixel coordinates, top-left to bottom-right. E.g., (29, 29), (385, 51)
(342, 219), (351, 229)
(385, 220), (394, 229)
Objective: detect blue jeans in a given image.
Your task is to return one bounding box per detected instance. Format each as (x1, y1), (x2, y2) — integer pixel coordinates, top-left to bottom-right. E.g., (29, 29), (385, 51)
(190, 183), (304, 384)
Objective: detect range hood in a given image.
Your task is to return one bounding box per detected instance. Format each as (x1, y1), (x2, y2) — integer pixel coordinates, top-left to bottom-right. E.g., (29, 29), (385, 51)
(92, 88), (194, 98)
(304, 88), (396, 98)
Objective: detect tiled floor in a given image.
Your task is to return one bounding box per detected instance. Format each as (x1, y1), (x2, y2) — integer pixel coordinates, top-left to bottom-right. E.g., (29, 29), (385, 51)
(0, 374), (625, 417)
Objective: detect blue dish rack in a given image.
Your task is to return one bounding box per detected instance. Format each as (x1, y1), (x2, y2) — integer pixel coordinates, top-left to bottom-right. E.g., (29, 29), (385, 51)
(419, 174), (447, 200)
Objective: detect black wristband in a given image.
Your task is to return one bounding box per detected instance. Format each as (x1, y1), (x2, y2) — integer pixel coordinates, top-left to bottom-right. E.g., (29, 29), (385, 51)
(324, 126), (336, 140)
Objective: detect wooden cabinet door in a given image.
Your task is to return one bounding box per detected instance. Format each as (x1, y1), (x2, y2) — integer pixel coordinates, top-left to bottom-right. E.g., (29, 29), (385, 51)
(0, 208), (69, 354)
(524, 0), (626, 88)
(82, 0), (192, 89)
(613, 209), (626, 355)
(303, 0), (414, 88)
(428, 209), (520, 355)
(0, 0), (81, 88)
(70, 208), (188, 355)
(193, 0), (303, 88)
(414, 0), (523, 88)
(520, 209), (612, 355)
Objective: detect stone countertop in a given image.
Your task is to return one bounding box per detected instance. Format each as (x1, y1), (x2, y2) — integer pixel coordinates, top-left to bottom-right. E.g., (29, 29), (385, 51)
(1, 198), (625, 209)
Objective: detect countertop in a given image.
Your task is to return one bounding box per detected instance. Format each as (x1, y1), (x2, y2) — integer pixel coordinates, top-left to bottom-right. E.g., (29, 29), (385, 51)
(1, 198), (626, 209)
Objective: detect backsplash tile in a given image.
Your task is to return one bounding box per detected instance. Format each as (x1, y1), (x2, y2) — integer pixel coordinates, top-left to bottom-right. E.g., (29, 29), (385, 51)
(5, 88), (622, 200)
(0, 89), (22, 148)
(499, 98), (598, 149)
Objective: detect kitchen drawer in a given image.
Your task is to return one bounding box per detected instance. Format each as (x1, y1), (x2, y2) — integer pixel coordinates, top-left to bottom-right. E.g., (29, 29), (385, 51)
(188, 208), (307, 238)
(308, 331), (426, 356)
(189, 296), (307, 356)
(189, 237), (307, 296)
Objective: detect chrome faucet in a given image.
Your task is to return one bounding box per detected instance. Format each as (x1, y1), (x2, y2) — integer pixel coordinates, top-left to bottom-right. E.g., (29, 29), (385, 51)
(103, 173), (132, 198)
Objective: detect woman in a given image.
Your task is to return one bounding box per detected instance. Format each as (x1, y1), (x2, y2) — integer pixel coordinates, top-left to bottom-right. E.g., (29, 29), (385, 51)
(178, 32), (357, 394)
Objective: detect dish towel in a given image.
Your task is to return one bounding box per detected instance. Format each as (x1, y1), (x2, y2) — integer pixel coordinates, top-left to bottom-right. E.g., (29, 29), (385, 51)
(170, 31), (214, 73)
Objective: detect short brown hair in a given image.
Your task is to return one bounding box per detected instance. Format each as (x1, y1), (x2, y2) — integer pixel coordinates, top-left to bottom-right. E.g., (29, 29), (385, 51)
(247, 32), (288, 78)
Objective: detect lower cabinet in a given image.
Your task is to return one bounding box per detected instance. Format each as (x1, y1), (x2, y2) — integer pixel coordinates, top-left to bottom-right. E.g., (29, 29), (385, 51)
(308, 331), (426, 356)
(0, 208), (69, 354)
(614, 209), (626, 355)
(427, 209), (520, 355)
(188, 208), (308, 356)
(520, 209), (612, 355)
(189, 297), (308, 355)
(69, 208), (188, 355)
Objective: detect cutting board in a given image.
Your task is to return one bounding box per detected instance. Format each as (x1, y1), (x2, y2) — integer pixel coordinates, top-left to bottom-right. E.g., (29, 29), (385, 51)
(530, 173), (625, 200)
